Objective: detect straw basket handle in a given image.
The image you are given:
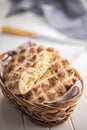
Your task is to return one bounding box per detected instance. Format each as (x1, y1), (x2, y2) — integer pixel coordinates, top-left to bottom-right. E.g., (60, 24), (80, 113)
(0, 79), (5, 88)
(0, 51), (13, 88)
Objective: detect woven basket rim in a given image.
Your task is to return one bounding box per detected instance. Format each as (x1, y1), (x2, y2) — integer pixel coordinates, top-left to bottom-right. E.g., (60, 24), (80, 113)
(0, 43), (84, 106)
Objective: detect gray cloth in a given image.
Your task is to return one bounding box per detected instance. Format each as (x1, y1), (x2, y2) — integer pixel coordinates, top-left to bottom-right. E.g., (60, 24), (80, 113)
(8, 0), (87, 40)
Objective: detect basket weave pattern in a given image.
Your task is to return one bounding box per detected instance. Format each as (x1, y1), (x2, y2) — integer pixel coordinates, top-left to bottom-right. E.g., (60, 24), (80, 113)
(0, 42), (84, 127)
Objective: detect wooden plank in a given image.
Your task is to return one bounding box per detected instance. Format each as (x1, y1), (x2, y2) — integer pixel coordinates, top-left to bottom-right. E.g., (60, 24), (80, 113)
(38, 40), (85, 61)
(71, 95), (87, 130)
(0, 34), (30, 53)
(0, 34), (85, 61)
(23, 115), (49, 130)
(0, 89), (25, 130)
(23, 115), (74, 130)
(71, 54), (87, 130)
(51, 119), (73, 130)
(50, 118), (73, 130)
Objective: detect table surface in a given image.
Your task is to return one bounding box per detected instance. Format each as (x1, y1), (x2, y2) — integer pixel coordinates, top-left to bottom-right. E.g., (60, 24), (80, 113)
(0, 1), (87, 130)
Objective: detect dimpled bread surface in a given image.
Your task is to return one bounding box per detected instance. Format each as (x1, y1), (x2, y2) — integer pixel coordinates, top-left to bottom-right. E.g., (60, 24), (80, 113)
(5, 42), (77, 103)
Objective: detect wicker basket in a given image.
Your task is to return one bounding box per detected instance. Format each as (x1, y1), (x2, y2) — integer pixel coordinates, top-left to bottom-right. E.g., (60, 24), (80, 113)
(0, 43), (84, 127)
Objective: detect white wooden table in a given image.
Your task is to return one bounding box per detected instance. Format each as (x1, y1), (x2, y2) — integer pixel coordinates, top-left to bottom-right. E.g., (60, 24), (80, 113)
(0, 1), (87, 130)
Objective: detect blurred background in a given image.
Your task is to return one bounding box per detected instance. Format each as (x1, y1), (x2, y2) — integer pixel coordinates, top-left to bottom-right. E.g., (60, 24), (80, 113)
(0, 0), (87, 48)
(5, 0), (87, 40)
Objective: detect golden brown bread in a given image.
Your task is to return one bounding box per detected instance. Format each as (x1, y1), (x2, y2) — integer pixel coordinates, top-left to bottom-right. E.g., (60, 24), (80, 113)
(5, 42), (78, 103)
